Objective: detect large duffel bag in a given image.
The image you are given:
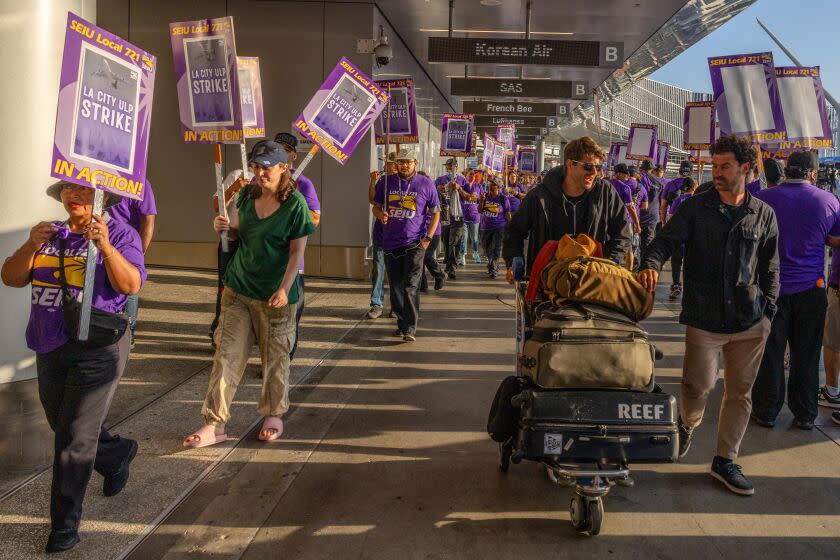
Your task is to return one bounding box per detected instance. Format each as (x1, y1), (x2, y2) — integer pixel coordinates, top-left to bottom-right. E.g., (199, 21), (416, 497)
(514, 388), (678, 464)
(541, 256), (654, 322)
(519, 302), (654, 390)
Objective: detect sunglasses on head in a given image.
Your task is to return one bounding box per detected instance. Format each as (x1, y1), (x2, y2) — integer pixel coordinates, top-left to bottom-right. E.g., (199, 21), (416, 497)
(570, 159), (599, 173)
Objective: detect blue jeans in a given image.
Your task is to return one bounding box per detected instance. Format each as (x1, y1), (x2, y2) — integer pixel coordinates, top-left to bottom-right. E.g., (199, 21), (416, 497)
(463, 222), (480, 255)
(126, 294), (139, 332)
(370, 241), (386, 307)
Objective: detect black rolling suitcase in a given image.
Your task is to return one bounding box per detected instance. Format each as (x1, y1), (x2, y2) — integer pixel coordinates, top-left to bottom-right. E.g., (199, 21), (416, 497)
(514, 389), (678, 464)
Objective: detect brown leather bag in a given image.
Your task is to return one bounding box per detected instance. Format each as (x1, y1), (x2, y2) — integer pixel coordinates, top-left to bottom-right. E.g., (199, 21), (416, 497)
(541, 256), (654, 322)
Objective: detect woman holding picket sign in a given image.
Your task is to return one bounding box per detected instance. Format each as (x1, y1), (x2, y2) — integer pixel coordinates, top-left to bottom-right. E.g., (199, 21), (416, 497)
(2, 181), (145, 553)
(184, 140), (314, 448)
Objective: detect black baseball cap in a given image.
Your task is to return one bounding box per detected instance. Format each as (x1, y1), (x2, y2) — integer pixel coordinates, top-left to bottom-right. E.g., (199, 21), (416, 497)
(763, 158), (784, 184)
(640, 159), (653, 171)
(614, 163), (630, 175)
(786, 151), (818, 173)
(274, 132), (298, 151)
(249, 140), (290, 167)
(679, 161), (692, 176)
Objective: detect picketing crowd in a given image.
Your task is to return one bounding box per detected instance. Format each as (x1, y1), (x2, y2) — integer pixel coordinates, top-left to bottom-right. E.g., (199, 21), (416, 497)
(4, 129), (840, 551)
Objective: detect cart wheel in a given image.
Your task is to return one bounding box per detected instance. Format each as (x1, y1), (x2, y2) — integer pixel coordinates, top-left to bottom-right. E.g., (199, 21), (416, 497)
(569, 494), (591, 534)
(499, 442), (512, 473)
(587, 497), (604, 536)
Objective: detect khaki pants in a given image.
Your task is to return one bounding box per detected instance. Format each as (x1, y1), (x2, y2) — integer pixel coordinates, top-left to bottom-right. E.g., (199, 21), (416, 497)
(681, 318), (771, 460)
(202, 287), (297, 427)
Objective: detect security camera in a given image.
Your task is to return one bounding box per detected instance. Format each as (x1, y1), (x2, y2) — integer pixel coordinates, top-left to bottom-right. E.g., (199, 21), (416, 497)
(374, 40), (392, 67)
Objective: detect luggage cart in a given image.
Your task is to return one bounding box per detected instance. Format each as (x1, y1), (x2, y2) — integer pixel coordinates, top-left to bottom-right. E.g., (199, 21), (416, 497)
(500, 260), (675, 536)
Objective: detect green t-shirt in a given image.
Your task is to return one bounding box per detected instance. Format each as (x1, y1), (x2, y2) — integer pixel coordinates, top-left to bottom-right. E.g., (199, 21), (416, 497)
(224, 189), (315, 303)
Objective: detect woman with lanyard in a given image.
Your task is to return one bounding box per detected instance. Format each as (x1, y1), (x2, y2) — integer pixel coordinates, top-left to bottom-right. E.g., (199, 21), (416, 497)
(184, 140), (314, 448)
(2, 181), (145, 553)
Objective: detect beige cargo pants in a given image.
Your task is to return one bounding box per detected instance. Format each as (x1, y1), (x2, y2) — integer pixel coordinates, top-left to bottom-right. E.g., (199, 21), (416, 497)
(202, 287), (297, 428)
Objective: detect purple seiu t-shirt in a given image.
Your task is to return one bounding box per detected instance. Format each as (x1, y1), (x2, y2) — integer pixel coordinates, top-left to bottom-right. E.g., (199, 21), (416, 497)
(662, 177), (687, 204)
(480, 193), (510, 231)
(108, 183), (157, 232)
(639, 173), (663, 224)
(626, 178), (647, 215)
(294, 169), (321, 272)
(610, 178), (634, 220)
(756, 181), (840, 295)
(375, 173), (440, 251)
(668, 193), (692, 217)
(462, 181), (484, 224)
(25, 219), (147, 354)
(506, 184), (526, 214)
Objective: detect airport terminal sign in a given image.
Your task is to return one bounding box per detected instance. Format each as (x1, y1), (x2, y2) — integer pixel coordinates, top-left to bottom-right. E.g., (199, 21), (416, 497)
(463, 101), (569, 117)
(451, 78), (588, 100)
(429, 37), (624, 68)
(475, 115), (556, 128)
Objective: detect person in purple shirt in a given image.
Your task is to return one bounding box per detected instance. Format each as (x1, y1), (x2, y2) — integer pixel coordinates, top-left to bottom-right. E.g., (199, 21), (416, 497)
(745, 161), (762, 196)
(435, 159), (468, 279)
(373, 148), (441, 341)
(609, 165), (644, 269)
(108, 181), (156, 348)
(462, 169), (484, 264)
(661, 160), (693, 222)
(752, 151), (840, 430)
(418, 170), (446, 293)
(478, 176), (512, 279)
(276, 132), (321, 361)
(2, 182), (146, 552)
(638, 159), (664, 255)
(665, 177), (697, 300)
(505, 170), (526, 215)
(366, 154), (398, 319)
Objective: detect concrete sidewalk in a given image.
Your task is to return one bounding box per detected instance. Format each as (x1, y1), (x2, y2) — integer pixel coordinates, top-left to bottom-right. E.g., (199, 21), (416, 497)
(1, 265), (838, 559)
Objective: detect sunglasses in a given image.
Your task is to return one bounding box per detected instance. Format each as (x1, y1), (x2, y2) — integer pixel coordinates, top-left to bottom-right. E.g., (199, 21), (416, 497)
(570, 159), (599, 173)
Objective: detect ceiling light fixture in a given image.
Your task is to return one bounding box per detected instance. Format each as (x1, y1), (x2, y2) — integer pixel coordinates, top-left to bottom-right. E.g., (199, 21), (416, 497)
(480, 0), (503, 6)
(420, 28), (573, 36)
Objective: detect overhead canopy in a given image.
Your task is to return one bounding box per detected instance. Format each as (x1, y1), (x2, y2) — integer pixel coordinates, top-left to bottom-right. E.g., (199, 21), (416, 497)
(375, 0), (758, 145)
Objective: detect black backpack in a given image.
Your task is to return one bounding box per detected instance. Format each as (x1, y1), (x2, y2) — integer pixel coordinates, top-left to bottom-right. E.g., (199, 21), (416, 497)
(487, 376), (530, 442)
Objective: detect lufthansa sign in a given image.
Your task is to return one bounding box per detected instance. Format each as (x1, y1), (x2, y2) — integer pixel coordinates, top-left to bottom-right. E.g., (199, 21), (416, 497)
(429, 37), (624, 68)
(462, 101), (569, 117)
(451, 78), (589, 100)
(476, 126), (543, 135)
(474, 115), (553, 128)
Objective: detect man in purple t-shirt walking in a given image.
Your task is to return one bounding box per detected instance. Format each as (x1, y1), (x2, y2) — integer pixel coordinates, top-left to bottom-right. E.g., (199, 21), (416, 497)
(108, 180), (156, 348)
(752, 151), (840, 430)
(661, 161), (693, 222)
(373, 148), (441, 342)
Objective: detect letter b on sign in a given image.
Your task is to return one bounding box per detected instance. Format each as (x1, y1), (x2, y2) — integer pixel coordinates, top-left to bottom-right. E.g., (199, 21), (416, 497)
(600, 42), (624, 68)
(572, 82), (588, 100)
